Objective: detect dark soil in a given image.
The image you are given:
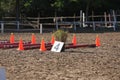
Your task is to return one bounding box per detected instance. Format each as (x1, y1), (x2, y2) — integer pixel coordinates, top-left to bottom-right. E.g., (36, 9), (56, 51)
(0, 32), (120, 80)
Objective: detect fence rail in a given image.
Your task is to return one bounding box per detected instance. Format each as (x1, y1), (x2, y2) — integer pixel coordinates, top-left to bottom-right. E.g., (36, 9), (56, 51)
(1, 10), (120, 33)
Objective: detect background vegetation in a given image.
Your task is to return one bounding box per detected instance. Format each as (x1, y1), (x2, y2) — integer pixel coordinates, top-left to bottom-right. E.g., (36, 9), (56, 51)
(0, 0), (120, 19)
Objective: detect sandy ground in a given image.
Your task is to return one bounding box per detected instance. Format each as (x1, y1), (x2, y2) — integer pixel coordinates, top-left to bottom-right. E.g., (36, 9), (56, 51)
(0, 32), (120, 80)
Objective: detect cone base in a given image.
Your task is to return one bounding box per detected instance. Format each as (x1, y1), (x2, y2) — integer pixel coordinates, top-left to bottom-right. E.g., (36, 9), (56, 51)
(96, 45), (100, 47)
(39, 49), (46, 51)
(17, 48), (24, 51)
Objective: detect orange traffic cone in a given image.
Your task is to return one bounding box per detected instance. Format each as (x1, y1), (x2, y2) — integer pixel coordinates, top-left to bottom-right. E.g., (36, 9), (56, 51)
(72, 34), (77, 45)
(50, 35), (55, 45)
(31, 33), (36, 44)
(95, 35), (100, 47)
(18, 38), (24, 50)
(40, 38), (46, 51)
(10, 33), (14, 43)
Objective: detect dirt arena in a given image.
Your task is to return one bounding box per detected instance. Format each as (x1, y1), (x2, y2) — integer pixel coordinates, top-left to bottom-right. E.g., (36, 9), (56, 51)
(0, 32), (120, 80)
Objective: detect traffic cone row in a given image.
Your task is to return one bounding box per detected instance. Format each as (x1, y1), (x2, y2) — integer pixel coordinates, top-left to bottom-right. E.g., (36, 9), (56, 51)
(17, 34), (55, 51)
(72, 34), (101, 47)
(8, 33), (100, 51)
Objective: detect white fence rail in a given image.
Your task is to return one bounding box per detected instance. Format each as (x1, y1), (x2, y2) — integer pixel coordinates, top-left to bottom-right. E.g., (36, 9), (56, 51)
(1, 9), (120, 33)
(0, 21), (43, 34)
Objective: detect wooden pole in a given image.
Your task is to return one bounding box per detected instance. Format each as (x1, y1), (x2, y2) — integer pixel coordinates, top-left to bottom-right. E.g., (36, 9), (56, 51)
(92, 11), (94, 21)
(93, 22), (95, 31)
(80, 10), (82, 27)
(40, 24), (42, 34)
(37, 13), (40, 29)
(108, 14), (111, 26)
(74, 13), (76, 31)
(104, 12), (107, 27)
(16, 0), (20, 30)
(92, 11), (95, 31)
(55, 17), (58, 30)
(1, 22), (4, 34)
(17, 21), (19, 30)
(112, 10), (116, 31)
(83, 12), (85, 27)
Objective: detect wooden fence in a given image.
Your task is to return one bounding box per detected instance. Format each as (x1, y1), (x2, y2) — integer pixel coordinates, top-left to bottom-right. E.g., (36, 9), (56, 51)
(0, 10), (120, 33)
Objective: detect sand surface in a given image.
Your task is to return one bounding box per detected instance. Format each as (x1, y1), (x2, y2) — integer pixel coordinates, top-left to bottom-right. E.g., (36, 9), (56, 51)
(0, 32), (120, 80)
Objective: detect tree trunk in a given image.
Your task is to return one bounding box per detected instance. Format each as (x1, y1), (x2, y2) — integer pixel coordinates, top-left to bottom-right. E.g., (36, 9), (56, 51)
(85, 0), (91, 21)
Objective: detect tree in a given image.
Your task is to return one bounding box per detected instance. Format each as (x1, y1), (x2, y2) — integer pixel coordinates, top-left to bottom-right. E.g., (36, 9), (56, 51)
(20, 0), (52, 16)
(0, 0), (16, 19)
(1, 0), (120, 18)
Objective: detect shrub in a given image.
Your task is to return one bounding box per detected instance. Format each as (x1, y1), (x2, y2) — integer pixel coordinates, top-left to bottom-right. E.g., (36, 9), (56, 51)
(53, 29), (68, 42)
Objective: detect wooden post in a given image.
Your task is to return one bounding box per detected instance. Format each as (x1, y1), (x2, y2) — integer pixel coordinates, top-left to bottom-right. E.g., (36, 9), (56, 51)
(83, 12), (85, 27)
(40, 24), (42, 34)
(55, 17), (58, 30)
(1, 22), (4, 34)
(92, 11), (95, 31)
(17, 21), (19, 30)
(112, 10), (116, 31)
(54, 11), (58, 30)
(92, 11), (94, 21)
(73, 13), (76, 31)
(37, 13), (40, 29)
(79, 10), (82, 27)
(93, 22), (95, 31)
(108, 14), (111, 26)
(104, 12), (107, 27)
(16, 0), (20, 30)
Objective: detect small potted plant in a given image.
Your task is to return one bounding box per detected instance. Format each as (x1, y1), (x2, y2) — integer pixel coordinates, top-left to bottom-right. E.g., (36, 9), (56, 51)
(53, 29), (68, 52)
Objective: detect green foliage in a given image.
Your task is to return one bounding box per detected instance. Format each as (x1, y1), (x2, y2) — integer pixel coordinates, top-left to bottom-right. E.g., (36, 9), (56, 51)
(0, 0), (15, 18)
(53, 30), (68, 42)
(51, 0), (64, 11)
(0, 0), (120, 17)
(24, 0), (32, 7)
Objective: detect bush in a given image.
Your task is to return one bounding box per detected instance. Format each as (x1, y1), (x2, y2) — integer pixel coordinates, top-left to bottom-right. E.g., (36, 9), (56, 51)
(53, 29), (68, 42)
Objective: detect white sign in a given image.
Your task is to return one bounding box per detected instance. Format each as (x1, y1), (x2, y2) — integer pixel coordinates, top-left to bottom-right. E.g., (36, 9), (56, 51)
(51, 41), (64, 52)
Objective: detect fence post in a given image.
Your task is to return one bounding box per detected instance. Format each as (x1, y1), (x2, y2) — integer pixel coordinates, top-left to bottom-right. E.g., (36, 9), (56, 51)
(112, 10), (116, 31)
(1, 22), (4, 34)
(108, 14), (111, 26)
(17, 21), (20, 30)
(104, 12), (107, 27)
(74, 14), (76, 31)
(83, 12), (85, 27)
(93, 22), (95, 31)
(74, 24), (76, 31)
(37, 13), (40, 29)
(55, 17), (58, 30)
(79, 10), (82, 27)
(40, 24), (42, 34)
